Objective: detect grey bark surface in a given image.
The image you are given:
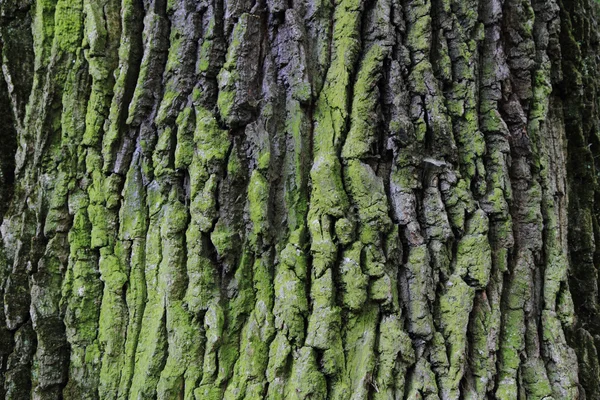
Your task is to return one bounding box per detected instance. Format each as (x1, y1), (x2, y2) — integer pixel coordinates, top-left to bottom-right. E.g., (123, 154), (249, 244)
(0, 0), (599, 399)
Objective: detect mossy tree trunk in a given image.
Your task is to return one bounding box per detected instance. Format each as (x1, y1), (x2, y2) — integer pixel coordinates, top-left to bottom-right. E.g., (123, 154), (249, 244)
(1, 0), (600, 398)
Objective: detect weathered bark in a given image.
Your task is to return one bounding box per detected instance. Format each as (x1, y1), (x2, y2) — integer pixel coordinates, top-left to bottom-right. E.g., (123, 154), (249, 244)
(0, 0), (599, 398)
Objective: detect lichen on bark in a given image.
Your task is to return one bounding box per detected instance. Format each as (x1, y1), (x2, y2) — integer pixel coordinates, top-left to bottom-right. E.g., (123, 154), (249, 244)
(1, 0), (600, 398)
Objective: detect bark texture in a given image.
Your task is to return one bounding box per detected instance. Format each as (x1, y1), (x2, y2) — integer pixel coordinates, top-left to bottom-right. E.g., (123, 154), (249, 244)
(0, 0), (600, 398)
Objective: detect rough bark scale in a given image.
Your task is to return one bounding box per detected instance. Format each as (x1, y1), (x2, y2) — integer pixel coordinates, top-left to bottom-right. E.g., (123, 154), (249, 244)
(0, 0), (600, 398)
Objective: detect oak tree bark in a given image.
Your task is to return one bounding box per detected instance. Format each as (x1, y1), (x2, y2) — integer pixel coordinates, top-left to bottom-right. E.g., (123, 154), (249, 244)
(0, 0), (600, 398)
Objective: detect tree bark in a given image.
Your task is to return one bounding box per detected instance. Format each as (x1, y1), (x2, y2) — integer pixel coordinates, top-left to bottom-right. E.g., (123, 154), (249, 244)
(0, 0), (599, 398)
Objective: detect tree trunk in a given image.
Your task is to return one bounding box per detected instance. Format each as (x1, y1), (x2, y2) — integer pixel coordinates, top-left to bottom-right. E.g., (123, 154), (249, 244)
(0, 0), (599, 398)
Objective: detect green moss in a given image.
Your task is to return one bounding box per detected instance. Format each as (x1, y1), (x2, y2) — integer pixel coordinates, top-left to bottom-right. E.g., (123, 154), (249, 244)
(280, 239), (307, 280)
(150, 188), (203, 398)
(97, 249), (127, 399)
(195, 386), (223, 400)
(285, 347), (327, 399)
(15, 0), (587, 394)
(174, 107), (195, 169)
(89, 204), (112, 249)
(98, 252), (125, 292)
(485, 186), (508, 215)
(540, 310), (578, 394)
(210, 221), (234, 259)
(156, 300), (203, 400)
(310, 0), (362, 154)
(543, 244), (568, 311)
(496, 260), (533, 398)
(404, 358), (439, 398)
(303, 269), (345, 381)
(496, 307), (526, 399)
(130, 190), (191, 399)
(404, 245), (434, 338)
(155, 88), (180, 127)
(120, 164), (147, 240)
(217, 89), (236, 124)
(309, 154), (349, 218)
(481, 108), (508, 134)
(422, 186), (453, 241)
(215, 250), (256, 387)
(521, 359), (552, 399)
(413, 117), (428, 142)
(199, 302), (225, 386)
(390, 162), (419, 194)
(226, 145), (242, 177)
(447, 98), (465, 120)
(341, 44), (387, 159)
(153, 127), (175, 178)
(343, 160), (391, 244)
(369, 273), (395, 306)
(407, 60), (431, 96)
(197, 41), (212, 73)
(100, 0), (140, 168)
(438, 275), (475, 398)
(455, 210), (491, 287)
(63, 196), (105, 398)
(126, 11), (168, 126)
(195, 106), (230, 164)
(406, 13), (431, 54)
(68, 208), (92, 255)
(82, 1), (107, 56)
(224, 255), (274, 399)
(66, 262), (103, 343)
(292, 81), (311, 103)
(456, 120), (486, 188)
(217, 13), (261, 126)
(128, 302), (168, 400)
(257, 151), (271, 171)
(118, 238), (147, 398)
(273, 259), (308, 342)
(344, 304), (379, 397)
(81, 0), (119, 148)
(363, 244), (385, 277)
(334, 218), (355, 245)
(184, 227), (218, 312)
(308, 216), (337, 277)
(557, 288), (575, 326)
(445, 178), (477, 232)
(339, 243), (368, 311)
(375, 314), (415, 398)
(189, 174), (218, 232)
(103, 175), (122, 209)
(161, 196), (188, 238)
(530, 68), (552, 121)
(248, 170), (270, 247)
(433, 32), (452, 81)
(429, 331), (449, 370)
(306, 269), (340, 348)
(32, 0), (57, 68)
(506, 251), (533, 310)
(467, 293), (494, 397)
(283, 101), (309, 232)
